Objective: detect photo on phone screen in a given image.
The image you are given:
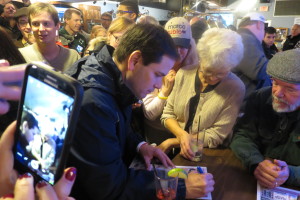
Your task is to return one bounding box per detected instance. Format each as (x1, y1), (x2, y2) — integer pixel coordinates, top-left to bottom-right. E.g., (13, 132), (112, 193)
(14, 63), (82, 185)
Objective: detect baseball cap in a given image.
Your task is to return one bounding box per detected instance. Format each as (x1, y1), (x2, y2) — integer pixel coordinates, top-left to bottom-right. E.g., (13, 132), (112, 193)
(165, 17), (192, 49)
(14, 7), (28, 19)
(241, 13), (265, 23)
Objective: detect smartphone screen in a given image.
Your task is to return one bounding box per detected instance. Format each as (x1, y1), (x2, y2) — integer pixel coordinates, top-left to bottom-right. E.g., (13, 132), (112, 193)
(14, 63), (82, 185)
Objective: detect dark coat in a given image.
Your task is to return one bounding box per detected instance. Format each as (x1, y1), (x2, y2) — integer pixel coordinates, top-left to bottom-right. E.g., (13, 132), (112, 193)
(65, 45), (186, 199)
(283, 34), (300, 51)
(230, 87), (300, 186)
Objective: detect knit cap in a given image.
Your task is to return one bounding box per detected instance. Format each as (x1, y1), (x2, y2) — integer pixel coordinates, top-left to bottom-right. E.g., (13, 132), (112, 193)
(267, 49), (300, 84)
(165, 17), (191, 48)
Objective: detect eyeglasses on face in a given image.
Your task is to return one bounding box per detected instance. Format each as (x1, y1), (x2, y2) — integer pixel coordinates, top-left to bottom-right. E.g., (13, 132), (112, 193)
(116, 10), (133, 15)
(201, 70), (229, 79)
(101, 18), (111, 21)
(18, 20), (29, 27)
(112, 34), (120, 43)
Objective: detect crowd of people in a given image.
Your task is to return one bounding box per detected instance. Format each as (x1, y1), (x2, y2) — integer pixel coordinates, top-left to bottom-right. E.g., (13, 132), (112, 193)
(0, 0), (300, 199)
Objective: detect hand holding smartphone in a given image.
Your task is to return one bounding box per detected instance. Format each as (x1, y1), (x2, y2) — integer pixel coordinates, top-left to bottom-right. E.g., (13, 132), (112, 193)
(13, 62), (83, 185)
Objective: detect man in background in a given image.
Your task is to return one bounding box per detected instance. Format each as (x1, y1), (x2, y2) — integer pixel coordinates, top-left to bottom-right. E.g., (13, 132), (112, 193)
(282, 24), (300, 51)
(59, 8), (87, 56)
(262, 26), (278, 59)
(0, 2), (19, 39)
(100, 12), (112, 29)
(189, 16), (208, 44)
(116, 0), (139, 22)
(19, 2), (80, 71)
(232, 13), (271, 102)
(231, 49), (300, 188)
(13, 7), (35, 48)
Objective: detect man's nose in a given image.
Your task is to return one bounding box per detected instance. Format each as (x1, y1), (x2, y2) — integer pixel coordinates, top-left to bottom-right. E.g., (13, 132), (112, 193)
(274, 87), (284, 98)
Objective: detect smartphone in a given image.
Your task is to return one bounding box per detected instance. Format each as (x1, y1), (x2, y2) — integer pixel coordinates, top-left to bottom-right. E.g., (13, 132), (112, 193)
(13, 62), (83, 185)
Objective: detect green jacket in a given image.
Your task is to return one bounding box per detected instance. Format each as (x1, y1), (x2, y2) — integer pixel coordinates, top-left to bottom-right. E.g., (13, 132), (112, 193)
(59, 27), (87, 54)
(230, 87), (300, 187)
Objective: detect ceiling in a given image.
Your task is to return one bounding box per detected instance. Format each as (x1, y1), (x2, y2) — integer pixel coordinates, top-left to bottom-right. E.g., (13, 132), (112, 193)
(64, 0), (238, 12)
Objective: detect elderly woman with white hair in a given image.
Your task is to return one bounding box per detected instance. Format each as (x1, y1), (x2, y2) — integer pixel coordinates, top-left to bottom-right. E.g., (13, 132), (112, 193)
(160, 28), (246, 161)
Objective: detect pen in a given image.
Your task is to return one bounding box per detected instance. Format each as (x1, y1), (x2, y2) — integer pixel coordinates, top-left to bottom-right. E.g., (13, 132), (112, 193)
(197, 166), (204, 174)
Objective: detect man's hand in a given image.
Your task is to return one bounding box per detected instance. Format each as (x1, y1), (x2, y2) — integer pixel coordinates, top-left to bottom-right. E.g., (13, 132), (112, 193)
(273, 159), (289, 187)
(157, 138), (179, 154)
(185, 172), (215, 199)
(254, 159), (289, 188)
(139, 143), (175, 170)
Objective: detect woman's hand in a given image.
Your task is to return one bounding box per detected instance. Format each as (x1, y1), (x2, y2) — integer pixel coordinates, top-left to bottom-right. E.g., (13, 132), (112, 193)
(178, 132), (194, 160)
(0, 122), (76, 199)
(0, 167), (76, 200)
(160, 70), (176, 97)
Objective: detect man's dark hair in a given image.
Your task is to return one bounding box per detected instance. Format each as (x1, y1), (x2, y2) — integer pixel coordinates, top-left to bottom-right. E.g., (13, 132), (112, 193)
(101, 12), (112, 21)
(22, 112), (39, 129)
(120, 0), (139, 19)
(114, 23), (178, 66)
(191, 20), (208, 44)
(265, 26), (276, 35)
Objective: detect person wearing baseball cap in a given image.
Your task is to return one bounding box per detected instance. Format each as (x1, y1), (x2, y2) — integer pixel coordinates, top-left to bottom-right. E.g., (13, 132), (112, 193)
(142, 17), (199, 148)
(13, 7), (35, 47)
(231, 49), (300, 189)
(232, 12), (271, 106)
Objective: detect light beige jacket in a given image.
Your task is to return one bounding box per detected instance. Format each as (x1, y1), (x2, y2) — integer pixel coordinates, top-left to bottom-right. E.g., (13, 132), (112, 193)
(161, 67), (245, 148)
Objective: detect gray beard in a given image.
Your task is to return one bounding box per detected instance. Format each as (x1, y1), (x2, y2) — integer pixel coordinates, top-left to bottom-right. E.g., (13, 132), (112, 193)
(272, 95), (300, 113)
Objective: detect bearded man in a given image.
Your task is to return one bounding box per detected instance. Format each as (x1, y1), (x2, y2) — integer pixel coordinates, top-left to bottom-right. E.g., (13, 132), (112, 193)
(231, 49), (300, 189)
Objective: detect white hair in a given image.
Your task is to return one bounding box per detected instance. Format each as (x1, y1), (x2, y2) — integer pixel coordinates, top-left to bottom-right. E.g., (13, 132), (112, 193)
(137, 15), (159, 25)
(197, 28), (244, 70)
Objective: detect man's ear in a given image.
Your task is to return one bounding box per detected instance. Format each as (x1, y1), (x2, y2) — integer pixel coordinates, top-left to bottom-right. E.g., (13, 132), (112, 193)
(56, 21), (61, 30)
(127, 50), (142, 71)
(22, 121), (28, 131)
(256, 21), (264, 31)
(130, 13), (137, 21)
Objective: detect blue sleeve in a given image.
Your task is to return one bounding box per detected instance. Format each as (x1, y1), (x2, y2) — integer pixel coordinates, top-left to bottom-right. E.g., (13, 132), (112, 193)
(286, 165), (300, 187)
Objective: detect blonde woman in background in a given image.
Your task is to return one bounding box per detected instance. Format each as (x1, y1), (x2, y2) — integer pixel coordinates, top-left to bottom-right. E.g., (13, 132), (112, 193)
(90, 25), (107, 40)
(84, 17), (134, 56)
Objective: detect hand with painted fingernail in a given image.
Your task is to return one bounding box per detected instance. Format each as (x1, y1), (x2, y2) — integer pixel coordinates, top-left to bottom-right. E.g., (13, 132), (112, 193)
(0, 122), (76, 200)
(36, 167), (77, 200)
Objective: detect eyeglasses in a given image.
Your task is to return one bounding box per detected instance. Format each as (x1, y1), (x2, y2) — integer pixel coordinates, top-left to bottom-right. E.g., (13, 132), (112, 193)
(201, 70), (229, 79)
(101, 18), (112, 21)
(18, 20), (29, 27)
(116, 10), (133, 15)
(112, 34), (120, 43)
